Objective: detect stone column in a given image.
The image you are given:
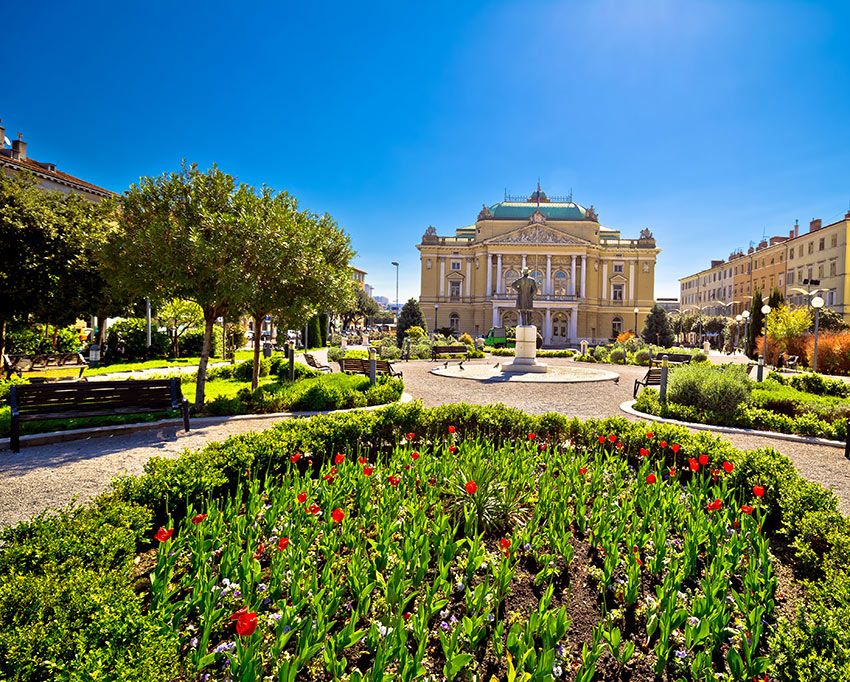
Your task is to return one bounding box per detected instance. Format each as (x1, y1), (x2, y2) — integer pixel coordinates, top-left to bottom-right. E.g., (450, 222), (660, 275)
(439, 258), (445, 297)
(629, 260), (635, 302)
(466, 259), (472, 298)
(544, 308), (551, 345)
(580, 255), (586, 298)
(546, 255), (552, 295)
(492, 306), (499, 327)
(570, 307), (578, 339)
(602, 262), (608, 300)
(521, 254), (527, 270)
(496, 254), (503, 294)
(570, 255), (576, 296)
(485, 253), (492, 296)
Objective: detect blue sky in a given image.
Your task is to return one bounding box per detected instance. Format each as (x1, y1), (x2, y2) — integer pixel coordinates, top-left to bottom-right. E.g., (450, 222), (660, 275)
(4, 0), (849, 302)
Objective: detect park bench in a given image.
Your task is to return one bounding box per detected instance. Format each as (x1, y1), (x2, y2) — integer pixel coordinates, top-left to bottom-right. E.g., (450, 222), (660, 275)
(649, 353), (692, 367)
(3, 352), (88, 381)
(431, 345), (470, 368)
(338, 357), (403, 378)
(634, 367), (663, 398)
(8, 378), (190, 453)
(303, 353), (332, 373)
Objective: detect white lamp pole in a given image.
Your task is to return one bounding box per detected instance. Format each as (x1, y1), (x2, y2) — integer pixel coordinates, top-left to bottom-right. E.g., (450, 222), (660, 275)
(811, 295), (824, 372)
(391, 261), (399, 324)
(633, 307), (639, 335)
(742, 310), (750, 355)
(735, 314), (743, 352)
(761, 304), (772, 364)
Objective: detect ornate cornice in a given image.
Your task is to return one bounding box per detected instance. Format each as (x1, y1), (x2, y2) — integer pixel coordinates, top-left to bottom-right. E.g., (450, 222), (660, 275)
(485, 224), (592, 246)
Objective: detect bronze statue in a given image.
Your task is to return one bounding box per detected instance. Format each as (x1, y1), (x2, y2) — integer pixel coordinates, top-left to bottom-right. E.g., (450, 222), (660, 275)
(510, 268), (537, 326)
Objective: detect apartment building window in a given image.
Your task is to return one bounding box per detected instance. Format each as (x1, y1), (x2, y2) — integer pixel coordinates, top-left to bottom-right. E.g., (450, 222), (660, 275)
(449, 281), (461, 300)
(808, 266), (813, 280)
(798, 267), (803, 281)
(830, 260), (837, 277)
(808, 242), (814, 255)
(831, 234), (838, 248)
(450, 261), (461, 270)
(819, 238), (825, 251)
(789, 249), (794, 260)
(612, 283), (624, 301)
(798, 246), (803, 257)
(770, 257), (774, 265)
(613, 262), (624, 273)
(818, 264), (824, 279)
(827, 290), (836, 306)
(449, 313), (460, 331)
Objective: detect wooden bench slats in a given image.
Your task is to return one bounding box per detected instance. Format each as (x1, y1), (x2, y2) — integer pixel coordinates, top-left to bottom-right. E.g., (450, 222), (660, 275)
(338, 358), (402, 377)
(8, 379), (189, 452)
(432, 345), (470, 364)
(634, 368), (664, 397)
(3, 352), (88, 380)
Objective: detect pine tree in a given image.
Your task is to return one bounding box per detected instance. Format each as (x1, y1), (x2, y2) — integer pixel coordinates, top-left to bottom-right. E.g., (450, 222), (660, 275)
(396, 298), (426, 345)
(640, 304), (674, 347)
(767, 287), (784, 309)
(746, 290), (764, 358)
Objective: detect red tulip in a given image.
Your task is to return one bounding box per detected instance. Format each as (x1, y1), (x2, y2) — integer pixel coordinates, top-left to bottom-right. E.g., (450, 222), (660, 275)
(322, 473), (335, 482)
(297, 491), (307, 504)
(403, 611), (412, 620)
(538, 442), (548, 451)
(753, 485), (765, 498)
(528, 433), (536, 440)
(154, 527), (173, 542)
(597, 435), (606, 444)
(449, 444), (458, 454)
(669, 466), (677, 477)
(639, 447), (649, 457)
(290, 452), (301, 463)
(499, 537), (511, 557)
(358, 456), (368, 464)
(334, 453), (345, 465)
(688, 457), (699, 472)
(363, 465), (374, 476)
(254, 543), (264, 559)
(608, 433), (617, 443)
(405, 432), (416, 441)
(465, 480), (478, 494)
(278, 537), (290, 550)
(699, 454), (709, 466)
(660, 440), (668, 449)
(616, 442), (624, 450)
(307, 503), (320, 515)
(706, 498), (723, 512)
(331, 508), (345, 523)
(579, 467), (588, 476)
(232, 609), (258, 637)
(671, 443), (681, 454)
(646, 473), (657, 484)
(723, 461), (734, 473)
(741, 505), (754, 515)
(448, 425), (456, 434)
(191, 513), (207, 525)
(646, 431), (655, 439)
(388, 474), (401, 486)
(411, 451), (420, 460)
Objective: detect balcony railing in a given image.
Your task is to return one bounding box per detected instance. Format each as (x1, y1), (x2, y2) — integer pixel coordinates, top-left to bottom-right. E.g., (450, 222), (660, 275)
(489, 293), (579, 302)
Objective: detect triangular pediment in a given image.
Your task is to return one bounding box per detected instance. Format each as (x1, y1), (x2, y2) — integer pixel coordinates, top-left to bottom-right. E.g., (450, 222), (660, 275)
(484, 223), (592, 246)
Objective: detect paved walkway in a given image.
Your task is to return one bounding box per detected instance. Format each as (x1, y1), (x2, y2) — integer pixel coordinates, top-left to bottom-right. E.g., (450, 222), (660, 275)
(2, 357), (848, 527)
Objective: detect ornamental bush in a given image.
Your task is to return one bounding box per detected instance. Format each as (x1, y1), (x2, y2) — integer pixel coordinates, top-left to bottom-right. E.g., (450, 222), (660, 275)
(666, 363), (751, 425)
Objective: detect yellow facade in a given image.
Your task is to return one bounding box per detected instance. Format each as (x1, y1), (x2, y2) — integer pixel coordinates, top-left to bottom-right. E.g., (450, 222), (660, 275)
(679, 214), (850, 316)
(417, 190), (660, 346)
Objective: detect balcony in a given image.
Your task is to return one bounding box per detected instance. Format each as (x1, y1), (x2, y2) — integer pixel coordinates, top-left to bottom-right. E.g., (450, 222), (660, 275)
(489, 292), (579, 302)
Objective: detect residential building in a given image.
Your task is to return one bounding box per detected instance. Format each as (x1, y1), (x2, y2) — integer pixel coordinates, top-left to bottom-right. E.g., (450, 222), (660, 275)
(679, 212), (850, 318)
(417, 188), (660, 345)
(0, 121), (113, 201)
(655, 297), (679, 313)
(351, 267), (367, 288)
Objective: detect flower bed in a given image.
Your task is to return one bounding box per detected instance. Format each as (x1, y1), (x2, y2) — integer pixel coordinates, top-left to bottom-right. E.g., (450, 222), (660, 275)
(1, 404), (848, 680)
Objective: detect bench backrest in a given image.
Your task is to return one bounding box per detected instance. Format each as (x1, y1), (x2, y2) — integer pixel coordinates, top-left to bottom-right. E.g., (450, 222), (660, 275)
(11, 379), (181, 419)
(374, 360), (396, 373)
(304, 353), (322, 368)
(433, 345), (468, 354)
(4, 352), (87, 371)
(646, 368), (663, 381)
(339, 357), (367, 373)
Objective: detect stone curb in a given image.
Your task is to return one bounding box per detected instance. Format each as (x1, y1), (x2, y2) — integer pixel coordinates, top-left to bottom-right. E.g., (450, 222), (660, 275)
(619, 400), (845, 449)
(1, 393), (414, 451)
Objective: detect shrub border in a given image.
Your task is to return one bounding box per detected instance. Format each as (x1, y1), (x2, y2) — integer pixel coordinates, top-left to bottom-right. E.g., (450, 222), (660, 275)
(620, 399), (846, 449)
(1, 393), (414, 451)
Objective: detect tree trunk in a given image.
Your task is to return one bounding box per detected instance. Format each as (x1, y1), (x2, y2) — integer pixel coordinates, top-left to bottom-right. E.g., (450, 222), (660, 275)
(252, 313), (262, 390)
(0, 317), (6, 357)
(195, 313), (215, 411)
(172, 331), (179, 358)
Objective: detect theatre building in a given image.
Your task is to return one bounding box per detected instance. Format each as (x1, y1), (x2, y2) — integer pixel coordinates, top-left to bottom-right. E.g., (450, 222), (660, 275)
(417, 188), (660, 346)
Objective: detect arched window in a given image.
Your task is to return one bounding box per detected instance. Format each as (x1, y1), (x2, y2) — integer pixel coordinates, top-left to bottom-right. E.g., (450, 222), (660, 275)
(552, 312), (568, 338)
(612, 317), (623, 337)
(530, 270), (544, 292)
(503, 270), (517, 293)
(449, 313), (460, 332)
(553, 271), (568, 296)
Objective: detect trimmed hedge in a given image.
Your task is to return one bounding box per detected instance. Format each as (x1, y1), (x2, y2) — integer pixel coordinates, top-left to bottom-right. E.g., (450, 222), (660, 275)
(1, 403), (848, 679)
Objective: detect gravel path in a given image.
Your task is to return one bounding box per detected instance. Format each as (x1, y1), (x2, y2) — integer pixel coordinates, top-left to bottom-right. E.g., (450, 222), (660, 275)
(2, 357), (848, 527)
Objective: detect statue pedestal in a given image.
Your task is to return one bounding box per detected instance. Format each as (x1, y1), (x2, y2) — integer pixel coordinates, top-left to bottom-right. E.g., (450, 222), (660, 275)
(502, 325), (548, 373)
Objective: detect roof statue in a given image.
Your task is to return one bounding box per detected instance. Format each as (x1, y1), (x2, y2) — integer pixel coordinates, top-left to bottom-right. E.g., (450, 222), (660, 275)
(586, 205), (598, 221)
(477, 204), (493, 220)
(423, 225), (437, 237)
(530, 209), (546, 224)
(640, 228), (654, 240)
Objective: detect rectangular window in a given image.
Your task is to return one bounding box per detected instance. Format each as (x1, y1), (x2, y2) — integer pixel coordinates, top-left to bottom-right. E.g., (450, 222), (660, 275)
(799, 246), (803, 257)
(808, 266), (813, 281)
(828, 289), (836, 306)
(449, 281), (461, 300)
(613, 262), (624, 273)
(808, 242), (814, 255)
(612, 283), (624, 301)
(450, 261), (461, 271)
(818, 264), (824, 279)
(789, 249), (794, 260)
(819, 238), (825, 251)
(830, 261), (837, 276)
(832, 234), (838, 248)
(787, 271), (794, 284)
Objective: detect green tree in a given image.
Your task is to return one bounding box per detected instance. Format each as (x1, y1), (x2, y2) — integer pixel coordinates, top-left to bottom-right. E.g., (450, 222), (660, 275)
(640, 304), (674, 347)
(341, 285), (379, 329)
(766, 304), (812, 360)
(157, 298), (203, 357)
(104, 164), (245, 409)
(746, 290), (765, 358)
(768, 287), (784, 309)
(396, 298), (426, 345)
(816, 306), (848, 332)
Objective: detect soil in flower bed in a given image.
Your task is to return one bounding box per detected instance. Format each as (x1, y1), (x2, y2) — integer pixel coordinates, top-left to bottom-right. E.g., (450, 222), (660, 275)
(140, 429), (784, 681)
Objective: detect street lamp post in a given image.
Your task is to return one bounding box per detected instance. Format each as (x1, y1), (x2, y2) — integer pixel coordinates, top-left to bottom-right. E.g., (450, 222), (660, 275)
(735, 314), (742, 352)
(433, 304), (439, 334)
(391, 261), (399, 324)
(633, 307), (639, 335)
(811, 295), (824, 372)
(742, 310), (750, 355)
(761, 304), (772, 365)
